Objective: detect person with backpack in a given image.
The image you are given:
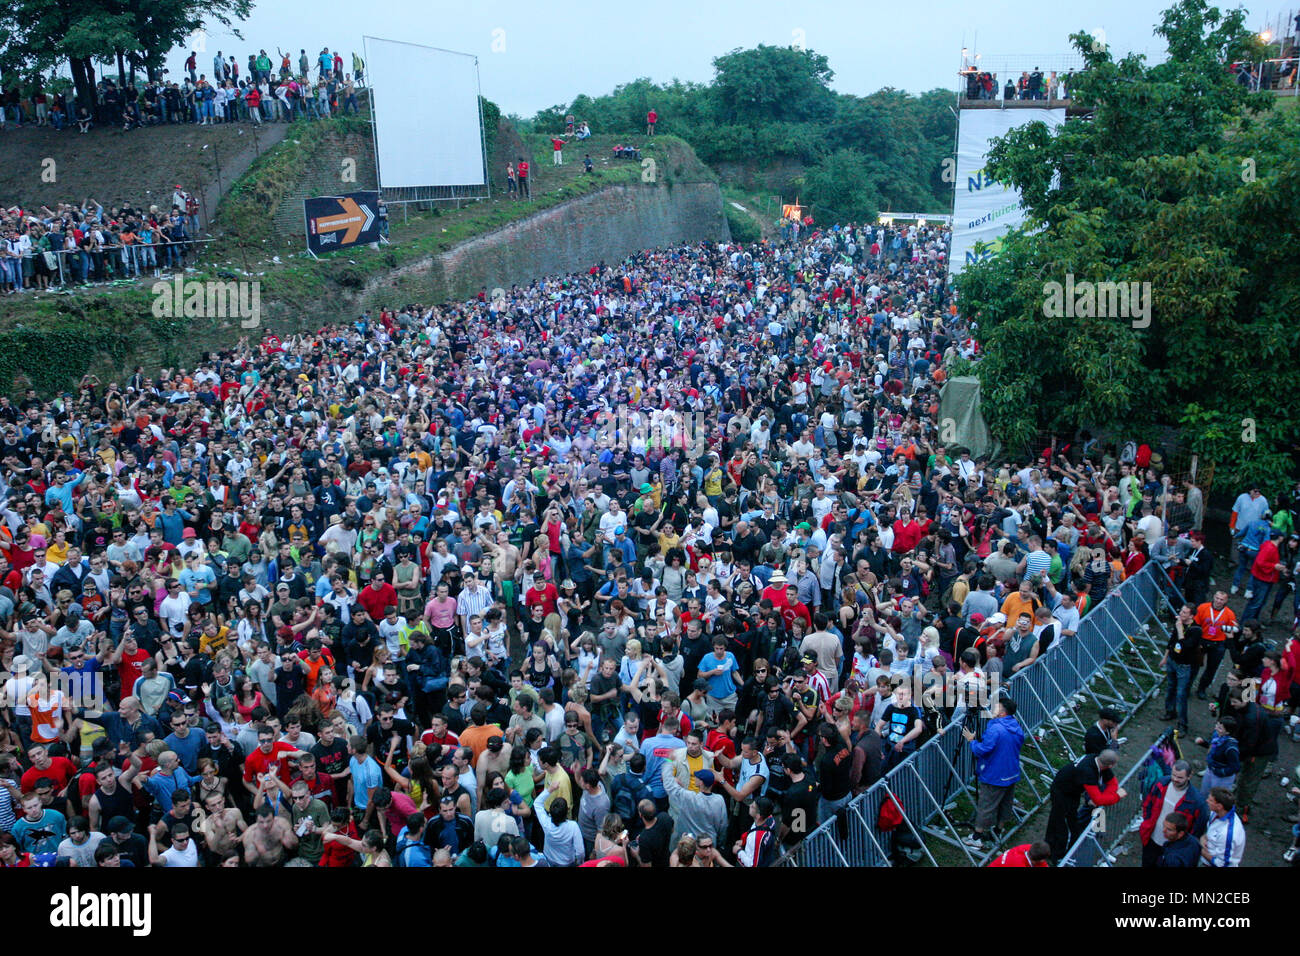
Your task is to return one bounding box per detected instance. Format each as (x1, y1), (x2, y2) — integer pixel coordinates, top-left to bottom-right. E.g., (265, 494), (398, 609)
(962, 696), (1024, 850)
(1194, 716), (1241, 795)
(394, 811), (432, 866)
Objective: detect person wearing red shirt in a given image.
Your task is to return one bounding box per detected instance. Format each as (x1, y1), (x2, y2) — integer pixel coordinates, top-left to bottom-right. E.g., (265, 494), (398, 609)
(20, 747), (77, 794)
(357, 575), (398, 621)
(524, 578), (558, 618)
(781, 585), (812, 634)
(1242, 529), (1283, 622)
(987, 841), (1051, 867)
(517, 158), (530, 199)
(110, 630), (155, 697)
(646, 109), (657, 135)
(760, 571), (790, 610)
(243, 725), (309, 796)
(892, 515), (923, 554)
(420, 715), (460, 750)
(705, 715), (738, 786)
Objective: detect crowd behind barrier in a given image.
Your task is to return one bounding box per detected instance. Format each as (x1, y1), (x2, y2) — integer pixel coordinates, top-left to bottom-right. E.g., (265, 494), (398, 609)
(775, 561), (1178, 866)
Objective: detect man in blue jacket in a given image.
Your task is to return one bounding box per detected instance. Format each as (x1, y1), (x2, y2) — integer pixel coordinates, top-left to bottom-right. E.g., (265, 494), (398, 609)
(1155, 811), (1200, 867)
(962, 696), (1025, 850)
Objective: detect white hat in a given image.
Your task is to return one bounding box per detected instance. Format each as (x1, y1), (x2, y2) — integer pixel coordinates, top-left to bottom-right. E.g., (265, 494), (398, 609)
(985, 612), (1007, 627)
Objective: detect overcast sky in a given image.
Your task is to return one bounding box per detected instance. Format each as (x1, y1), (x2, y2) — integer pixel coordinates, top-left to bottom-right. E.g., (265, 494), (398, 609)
(163, 0), (1285, 115)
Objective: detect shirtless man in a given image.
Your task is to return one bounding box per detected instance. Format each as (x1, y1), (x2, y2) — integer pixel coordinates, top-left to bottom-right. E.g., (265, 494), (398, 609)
(201, 792), (247, 860)
(240, 802), (298, 866)
(485, 531), (521, 598)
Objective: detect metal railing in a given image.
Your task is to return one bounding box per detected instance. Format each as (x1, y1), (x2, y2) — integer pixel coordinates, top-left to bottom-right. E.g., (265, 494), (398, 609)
(774, 562), (1181, 867)
(1, 239), (219, 292)
(1057, 726), (1184, 868)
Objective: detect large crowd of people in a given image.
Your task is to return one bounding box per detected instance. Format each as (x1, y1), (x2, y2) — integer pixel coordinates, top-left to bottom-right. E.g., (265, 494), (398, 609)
(0, 218), (1295, 870)
(2, 191), (203, 293)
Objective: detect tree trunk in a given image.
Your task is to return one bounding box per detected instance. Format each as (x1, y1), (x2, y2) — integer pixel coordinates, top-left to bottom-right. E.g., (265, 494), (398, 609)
(69, 55), (95, 112)
(117, 50), (126, 89)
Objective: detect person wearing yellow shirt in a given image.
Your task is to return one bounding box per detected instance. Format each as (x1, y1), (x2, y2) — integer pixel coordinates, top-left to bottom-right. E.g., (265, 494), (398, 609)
(45, 532), (71, 566)
(539, 747), (572, 811)
(702, 456), (725, 501)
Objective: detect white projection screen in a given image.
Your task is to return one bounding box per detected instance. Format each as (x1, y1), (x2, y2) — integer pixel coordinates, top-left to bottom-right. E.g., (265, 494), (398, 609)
(363, 37), (486, 189)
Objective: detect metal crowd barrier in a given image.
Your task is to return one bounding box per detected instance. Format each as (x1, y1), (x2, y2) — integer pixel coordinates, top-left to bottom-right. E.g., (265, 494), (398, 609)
(3, 239), (218, 291)
(774, 562), (1182, 867)
(1058, 726), (1183, 868)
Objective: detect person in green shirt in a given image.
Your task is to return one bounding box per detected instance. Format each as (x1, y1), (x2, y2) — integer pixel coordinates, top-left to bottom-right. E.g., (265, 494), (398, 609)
(504, 747), (536, 808)
(285, 781), (330, 864)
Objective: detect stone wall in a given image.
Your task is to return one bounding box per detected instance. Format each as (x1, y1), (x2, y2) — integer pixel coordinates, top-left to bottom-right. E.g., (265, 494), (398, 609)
(363, 180), (729, 307)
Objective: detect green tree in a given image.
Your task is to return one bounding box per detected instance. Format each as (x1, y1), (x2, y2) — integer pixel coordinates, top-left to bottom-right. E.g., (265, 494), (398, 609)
(957, 0), (1300, 492)
(0, 0), (252, 108)
(801, 149), (880, 223)
(709, 45), (835, 125)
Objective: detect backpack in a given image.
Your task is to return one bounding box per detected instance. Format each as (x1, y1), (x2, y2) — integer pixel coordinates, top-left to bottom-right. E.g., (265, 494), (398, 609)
(878, 793), (905, 831)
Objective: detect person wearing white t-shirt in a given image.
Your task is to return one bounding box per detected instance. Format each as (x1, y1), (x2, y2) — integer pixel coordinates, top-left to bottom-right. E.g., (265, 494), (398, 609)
(152, 824), (200, 867)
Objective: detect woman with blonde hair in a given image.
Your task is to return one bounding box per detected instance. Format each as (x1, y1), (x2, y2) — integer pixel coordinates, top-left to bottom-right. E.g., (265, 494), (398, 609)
(593, 813), (630, 863)
(669, 833), (698, 867)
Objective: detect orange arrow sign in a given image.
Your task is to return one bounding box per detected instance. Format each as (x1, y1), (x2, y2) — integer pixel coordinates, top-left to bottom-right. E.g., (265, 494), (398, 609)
(314, 197), (374, 244)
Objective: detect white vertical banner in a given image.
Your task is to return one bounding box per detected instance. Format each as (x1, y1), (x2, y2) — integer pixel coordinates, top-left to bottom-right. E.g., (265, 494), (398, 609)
(948, 107), (1065, 277)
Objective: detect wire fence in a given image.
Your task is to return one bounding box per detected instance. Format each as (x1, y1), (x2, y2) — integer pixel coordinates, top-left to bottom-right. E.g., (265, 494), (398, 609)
(774, 561), (1180, 867)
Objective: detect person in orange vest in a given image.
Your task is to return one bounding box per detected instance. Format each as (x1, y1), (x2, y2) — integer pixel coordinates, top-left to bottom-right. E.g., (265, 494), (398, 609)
(986, 840), (1051, 867)
(1193, 591), (1237, 700)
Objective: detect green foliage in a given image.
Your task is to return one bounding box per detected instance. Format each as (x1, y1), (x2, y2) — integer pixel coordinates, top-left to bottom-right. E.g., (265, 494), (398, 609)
(710, 46), (835, 125)
(800, 149), (880, 223)
(957, 0), (1300, 494)
(724, 204), (761, 244)
(527, 45), (954, 212)
(480, 97), (502, 188)
(0, 0), (252, 105)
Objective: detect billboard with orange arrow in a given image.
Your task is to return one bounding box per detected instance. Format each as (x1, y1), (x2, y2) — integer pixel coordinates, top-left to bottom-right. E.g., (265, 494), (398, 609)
(305, 191), (381, 254)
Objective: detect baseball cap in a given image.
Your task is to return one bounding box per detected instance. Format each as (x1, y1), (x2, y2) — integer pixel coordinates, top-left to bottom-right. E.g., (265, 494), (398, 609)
(486, 735), (504, 751)
(694, 769), (716, 787)
(969, 612), (986, 625)
(640, 483), (653, 494)
(108, 815), (135, 834)
(800, 654), (817, 667)
(461, 564), (475, 575)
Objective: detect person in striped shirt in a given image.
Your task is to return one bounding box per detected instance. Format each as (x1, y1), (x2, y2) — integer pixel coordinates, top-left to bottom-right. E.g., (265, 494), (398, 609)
(455, 568), (494, 638)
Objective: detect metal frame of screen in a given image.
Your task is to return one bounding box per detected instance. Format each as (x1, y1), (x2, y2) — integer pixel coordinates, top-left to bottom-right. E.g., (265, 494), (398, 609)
(362, 36), (490, 205)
